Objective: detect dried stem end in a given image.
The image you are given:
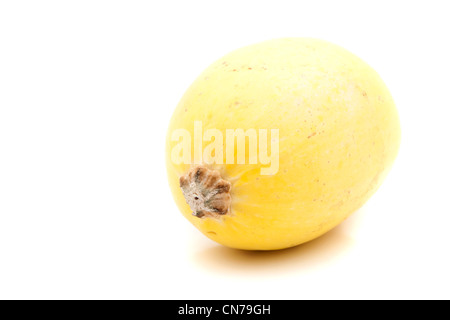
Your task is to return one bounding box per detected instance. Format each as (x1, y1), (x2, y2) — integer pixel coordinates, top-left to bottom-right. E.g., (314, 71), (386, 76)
(179, 165), (231, 218)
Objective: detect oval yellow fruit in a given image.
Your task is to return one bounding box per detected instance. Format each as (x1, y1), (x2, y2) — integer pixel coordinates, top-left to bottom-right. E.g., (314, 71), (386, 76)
(166, 38), (400, 250)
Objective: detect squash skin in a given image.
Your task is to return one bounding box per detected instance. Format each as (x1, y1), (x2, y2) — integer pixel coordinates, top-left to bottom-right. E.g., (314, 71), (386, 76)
(166, 38), (401, 250)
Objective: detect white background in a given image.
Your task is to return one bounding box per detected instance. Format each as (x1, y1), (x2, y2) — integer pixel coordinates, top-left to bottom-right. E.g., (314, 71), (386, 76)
(1, 1), (449, 300)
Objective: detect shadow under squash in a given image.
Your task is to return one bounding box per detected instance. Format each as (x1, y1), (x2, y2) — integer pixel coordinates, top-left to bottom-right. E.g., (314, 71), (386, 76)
(193, 207), (366, 276)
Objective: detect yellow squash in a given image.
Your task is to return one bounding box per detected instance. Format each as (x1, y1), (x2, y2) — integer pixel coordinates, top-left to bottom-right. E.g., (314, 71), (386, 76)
(166, 38), (400, 250)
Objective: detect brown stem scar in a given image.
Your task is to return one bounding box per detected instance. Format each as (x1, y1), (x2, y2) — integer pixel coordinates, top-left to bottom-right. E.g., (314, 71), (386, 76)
(179, 165), (231, 219)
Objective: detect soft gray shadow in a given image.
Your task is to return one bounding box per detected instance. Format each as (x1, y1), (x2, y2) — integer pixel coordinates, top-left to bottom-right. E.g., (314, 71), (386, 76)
(193, 207), (366, 276)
